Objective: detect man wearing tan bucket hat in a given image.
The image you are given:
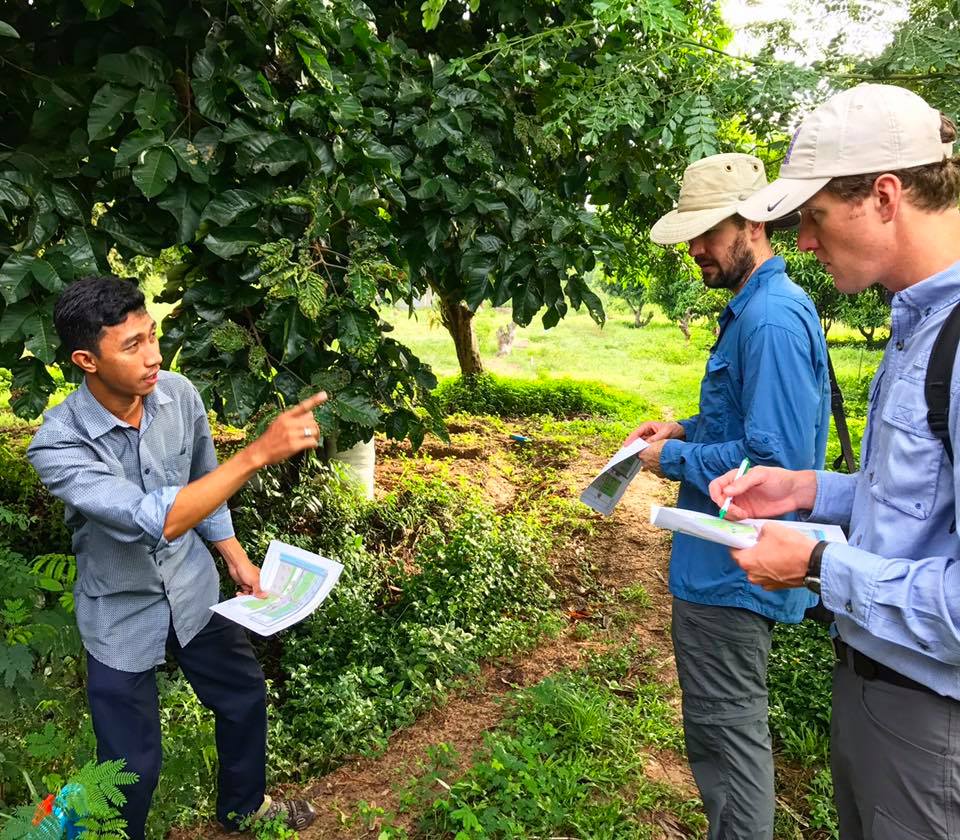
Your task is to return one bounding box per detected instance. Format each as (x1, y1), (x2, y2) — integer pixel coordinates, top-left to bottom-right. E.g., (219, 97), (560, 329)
(625, 153), (830, 839)
(710, 84), (960, 840)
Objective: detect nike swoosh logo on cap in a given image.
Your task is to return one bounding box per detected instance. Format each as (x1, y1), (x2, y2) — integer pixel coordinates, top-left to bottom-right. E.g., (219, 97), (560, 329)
(766, 195), (788, 213)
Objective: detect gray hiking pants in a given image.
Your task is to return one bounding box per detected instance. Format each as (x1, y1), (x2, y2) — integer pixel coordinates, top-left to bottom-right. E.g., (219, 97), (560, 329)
(831, 651), (960, 839)
(671, 597), (775, 840)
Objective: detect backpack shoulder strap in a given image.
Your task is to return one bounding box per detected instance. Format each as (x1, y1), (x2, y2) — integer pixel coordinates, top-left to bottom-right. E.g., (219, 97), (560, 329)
(925, 301), (960, 464)
(827, 352), (857, 473)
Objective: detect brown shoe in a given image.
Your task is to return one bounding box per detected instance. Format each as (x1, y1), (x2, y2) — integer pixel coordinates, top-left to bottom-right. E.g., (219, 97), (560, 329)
(252, 795), (318, 832)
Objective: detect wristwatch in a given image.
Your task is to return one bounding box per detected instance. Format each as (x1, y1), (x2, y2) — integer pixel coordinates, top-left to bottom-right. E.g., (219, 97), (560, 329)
(804, 540), (829, 594)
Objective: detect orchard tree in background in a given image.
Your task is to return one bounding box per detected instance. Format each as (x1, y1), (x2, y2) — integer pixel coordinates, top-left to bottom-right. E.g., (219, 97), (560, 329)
(0, 0), (616, 432)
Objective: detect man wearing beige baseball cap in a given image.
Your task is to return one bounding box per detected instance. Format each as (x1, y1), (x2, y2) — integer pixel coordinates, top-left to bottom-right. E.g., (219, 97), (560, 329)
(711, 83), (960, 840)
(625, 153), (831, 839)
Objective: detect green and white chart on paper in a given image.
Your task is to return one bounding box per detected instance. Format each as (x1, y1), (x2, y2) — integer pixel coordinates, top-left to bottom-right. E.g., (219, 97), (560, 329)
(211, 540), (344, 635)
(650, 505), (847, 549)
(580, 437), (650, 516)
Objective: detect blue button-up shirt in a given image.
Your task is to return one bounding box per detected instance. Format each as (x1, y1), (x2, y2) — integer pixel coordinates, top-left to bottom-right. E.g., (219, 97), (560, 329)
(660, 256), (830, 623)
(811, 259), (960, 699)
(27, 371), (234, 673)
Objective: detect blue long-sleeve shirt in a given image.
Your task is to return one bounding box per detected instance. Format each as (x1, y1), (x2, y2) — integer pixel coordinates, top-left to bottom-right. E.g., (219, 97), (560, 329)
(809, 259), (960, 699)
(27, 371), (233, 672)
(660, 256), (830, 623)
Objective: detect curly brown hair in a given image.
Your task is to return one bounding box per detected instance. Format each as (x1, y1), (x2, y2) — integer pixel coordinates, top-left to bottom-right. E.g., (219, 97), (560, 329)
(824, 115), (960, 212)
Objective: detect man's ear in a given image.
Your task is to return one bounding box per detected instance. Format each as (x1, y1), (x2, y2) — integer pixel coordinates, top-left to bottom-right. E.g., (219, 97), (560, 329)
(873, 173), (903, 223)
(747, 220), (767, 242)
(71, 349), (98, 375)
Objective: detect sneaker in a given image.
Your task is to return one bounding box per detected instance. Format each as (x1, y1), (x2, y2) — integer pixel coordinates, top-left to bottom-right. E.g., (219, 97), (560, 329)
(247, 795), (318, 832)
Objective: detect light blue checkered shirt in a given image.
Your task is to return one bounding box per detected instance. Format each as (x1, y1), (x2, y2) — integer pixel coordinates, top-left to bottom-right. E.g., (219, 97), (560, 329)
(27, 371), (234, 673)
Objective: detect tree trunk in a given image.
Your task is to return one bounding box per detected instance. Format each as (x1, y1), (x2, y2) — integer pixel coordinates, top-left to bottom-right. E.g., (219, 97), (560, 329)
(439, 297), (483, 375)
(633, 307), (653, 328)
(679, 309), (692, 342)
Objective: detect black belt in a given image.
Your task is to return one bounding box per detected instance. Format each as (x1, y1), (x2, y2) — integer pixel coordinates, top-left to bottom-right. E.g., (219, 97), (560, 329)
(832, 637), (936, 696)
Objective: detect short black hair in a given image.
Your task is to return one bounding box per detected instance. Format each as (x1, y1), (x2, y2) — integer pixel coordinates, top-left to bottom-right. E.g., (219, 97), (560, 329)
(54, 275), (147, 356)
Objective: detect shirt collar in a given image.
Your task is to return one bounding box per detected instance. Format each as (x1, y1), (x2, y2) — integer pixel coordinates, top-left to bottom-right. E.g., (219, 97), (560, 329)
(892, 258), (960, 334)
(74, 375), (173, 440)
(725, 255), (786, 320)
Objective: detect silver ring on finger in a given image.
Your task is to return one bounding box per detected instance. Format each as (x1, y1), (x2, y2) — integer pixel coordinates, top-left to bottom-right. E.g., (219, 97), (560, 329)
(303, 426), (314, 438)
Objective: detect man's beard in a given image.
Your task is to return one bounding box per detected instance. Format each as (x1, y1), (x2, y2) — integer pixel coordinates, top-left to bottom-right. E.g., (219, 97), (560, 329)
(700, 233), (756, 290)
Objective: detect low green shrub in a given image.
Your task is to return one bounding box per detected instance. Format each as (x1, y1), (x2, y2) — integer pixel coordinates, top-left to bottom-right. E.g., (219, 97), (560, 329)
(417, 651), (700, 839)
(229, 465), (561, 775)
(434, 373), (654, 421)
(767, 620), (833, 753)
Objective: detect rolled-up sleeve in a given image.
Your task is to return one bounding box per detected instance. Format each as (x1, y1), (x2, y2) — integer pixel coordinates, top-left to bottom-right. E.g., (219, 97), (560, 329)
(27, 423), (185, 552)
(661, 324), (825, 495)
(188, 393), (234, 542)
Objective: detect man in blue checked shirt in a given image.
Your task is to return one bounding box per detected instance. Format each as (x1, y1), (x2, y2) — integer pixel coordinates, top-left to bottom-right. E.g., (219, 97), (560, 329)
(28, 276), (326, 839)
(624, 153), (830, 840)
(713, 84), (960, 840)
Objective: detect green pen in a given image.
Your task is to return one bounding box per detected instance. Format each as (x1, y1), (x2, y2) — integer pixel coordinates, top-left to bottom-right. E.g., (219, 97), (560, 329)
(718, 457), (750, 520)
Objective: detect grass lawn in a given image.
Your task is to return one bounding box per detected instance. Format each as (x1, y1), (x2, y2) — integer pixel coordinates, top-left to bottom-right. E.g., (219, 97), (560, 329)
(386, 298), (884, 426)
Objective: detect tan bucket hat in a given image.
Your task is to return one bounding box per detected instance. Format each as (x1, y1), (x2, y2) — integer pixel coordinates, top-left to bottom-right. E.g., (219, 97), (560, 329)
(651, 153), (796, 245)
(739, 84), (954, 222)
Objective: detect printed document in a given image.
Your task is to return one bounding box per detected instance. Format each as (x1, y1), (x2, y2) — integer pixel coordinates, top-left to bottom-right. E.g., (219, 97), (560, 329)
(650, 505), (848, 549)
(211, 540), (343, 635)
(580, 437), (650, 516)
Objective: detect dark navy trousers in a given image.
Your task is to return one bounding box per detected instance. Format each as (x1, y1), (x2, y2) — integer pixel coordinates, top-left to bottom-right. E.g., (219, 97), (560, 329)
(86, 613), (267, 840)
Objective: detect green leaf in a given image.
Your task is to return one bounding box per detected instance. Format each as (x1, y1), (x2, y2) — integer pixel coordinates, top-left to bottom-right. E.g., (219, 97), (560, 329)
(0, 300), (33, 343)
(64, 226), (101, 274)
(115, 129), (164, 166)
(250, 139), (307, 176)
(296, 271), (327, 319)
(157, 182), (208, 244)
(22, 310), (59, 364)
(134, 85), (176, 129)
(348, 270), (377, 307)
(297, 44), (334, 90)
(219, 374), (263, 424)
(132, 147), (177, 198)
(168, 138), (210, 184)
(24, 210), (58, 250)
(330, 392), (380, 426)
(87, 83), (137, 142)
(200, 189), (262, 227)
(96, 51), (165, 88)
(0, 645), (32, 689)
(31, 259), (63, 293)
(0, 255), (35, 304)
(96, 213), (161, 256)
(52, 184), (84, 221)
(9, 357), (56, 419)
(0, 180), (29, 208)
(338, 309), (378, 359)
(410, 178), (441, 200)
(193, 78), (230, 124)
(0, 20), (20, 38)
(203, 227), (262, 259)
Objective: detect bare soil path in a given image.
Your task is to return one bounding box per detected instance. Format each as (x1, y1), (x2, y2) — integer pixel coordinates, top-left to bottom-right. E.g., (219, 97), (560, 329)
(291, 428), (697, 838)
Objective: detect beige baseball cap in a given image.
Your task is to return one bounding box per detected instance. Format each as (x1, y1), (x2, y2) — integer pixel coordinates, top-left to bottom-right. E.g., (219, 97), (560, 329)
(740, 83), (954, 222)
(650, 153), (797, 245)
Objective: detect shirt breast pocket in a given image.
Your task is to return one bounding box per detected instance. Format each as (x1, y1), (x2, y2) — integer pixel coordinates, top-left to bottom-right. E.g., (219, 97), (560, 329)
(699, 352), (735, 437)
(163, 447), (191, 483)
(869, 378), (943, 519)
